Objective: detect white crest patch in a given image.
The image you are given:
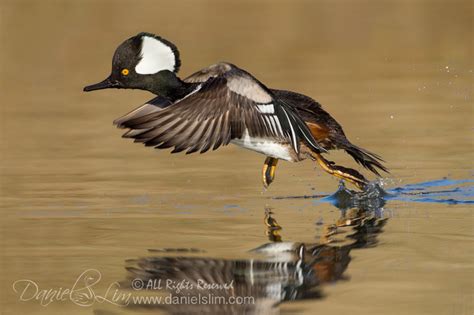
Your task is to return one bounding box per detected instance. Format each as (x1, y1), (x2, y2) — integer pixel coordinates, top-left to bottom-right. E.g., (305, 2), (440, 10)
(135, 36), (176, 74)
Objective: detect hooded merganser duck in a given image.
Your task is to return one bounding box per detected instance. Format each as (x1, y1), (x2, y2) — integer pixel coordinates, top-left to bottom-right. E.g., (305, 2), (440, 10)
(84, 32), (388, 190)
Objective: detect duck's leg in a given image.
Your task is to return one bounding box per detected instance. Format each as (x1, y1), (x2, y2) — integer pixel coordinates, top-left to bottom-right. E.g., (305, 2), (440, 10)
(264, 208), (282, 242)
(262, 157), (279, 188)
(310, 152), (368, 190)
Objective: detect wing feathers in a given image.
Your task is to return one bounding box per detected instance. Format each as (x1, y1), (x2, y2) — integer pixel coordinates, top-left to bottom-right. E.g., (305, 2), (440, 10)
(115, 63), (325, 156)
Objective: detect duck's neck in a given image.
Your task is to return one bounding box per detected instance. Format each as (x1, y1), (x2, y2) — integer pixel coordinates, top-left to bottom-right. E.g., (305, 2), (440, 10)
(141, 70), (197, 101)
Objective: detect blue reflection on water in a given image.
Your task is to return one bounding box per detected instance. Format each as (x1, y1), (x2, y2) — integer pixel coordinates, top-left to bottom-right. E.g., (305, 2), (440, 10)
(318, 178), (474, 206)
(386, 178), (474, 205)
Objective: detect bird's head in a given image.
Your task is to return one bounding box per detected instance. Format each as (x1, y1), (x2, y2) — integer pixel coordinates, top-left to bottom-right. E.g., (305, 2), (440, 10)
(83, 32), (181, 94)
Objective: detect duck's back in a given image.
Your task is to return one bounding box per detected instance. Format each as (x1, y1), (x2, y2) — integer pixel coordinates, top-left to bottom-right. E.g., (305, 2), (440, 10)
(271, 89), (348, 150)
(272, 89), (387, 175)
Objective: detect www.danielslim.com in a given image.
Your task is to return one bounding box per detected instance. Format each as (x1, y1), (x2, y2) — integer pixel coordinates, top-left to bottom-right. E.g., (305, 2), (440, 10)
(132, 293), (255, 306)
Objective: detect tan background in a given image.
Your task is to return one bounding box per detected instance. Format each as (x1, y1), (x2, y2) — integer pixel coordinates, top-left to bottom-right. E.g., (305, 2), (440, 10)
(0, 0), (473, 314)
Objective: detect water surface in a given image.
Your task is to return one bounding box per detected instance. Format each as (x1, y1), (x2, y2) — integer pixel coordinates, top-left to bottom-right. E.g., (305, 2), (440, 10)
(1, 1), (472, 314)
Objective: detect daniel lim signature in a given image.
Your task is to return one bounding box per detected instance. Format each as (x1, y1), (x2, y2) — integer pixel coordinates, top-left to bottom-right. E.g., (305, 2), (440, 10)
(12, 269), (134, 307)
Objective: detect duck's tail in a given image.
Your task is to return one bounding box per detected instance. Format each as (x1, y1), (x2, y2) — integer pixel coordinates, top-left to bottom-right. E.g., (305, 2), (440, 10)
(343, 143), (389, 176)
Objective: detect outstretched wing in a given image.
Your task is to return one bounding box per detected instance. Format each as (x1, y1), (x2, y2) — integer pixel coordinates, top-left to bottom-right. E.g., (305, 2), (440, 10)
(115, 63), (326, 154)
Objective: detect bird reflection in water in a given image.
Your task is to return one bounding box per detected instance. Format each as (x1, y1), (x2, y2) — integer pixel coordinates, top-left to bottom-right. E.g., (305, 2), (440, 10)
(122, 183), (388, 314)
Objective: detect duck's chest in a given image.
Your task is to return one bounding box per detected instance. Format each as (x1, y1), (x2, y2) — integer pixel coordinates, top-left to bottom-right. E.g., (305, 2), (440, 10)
(230, 131), (295, 162)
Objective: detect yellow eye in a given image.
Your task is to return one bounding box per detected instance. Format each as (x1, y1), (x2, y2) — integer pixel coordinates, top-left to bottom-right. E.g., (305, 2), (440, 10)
(121, 68), (129, 76)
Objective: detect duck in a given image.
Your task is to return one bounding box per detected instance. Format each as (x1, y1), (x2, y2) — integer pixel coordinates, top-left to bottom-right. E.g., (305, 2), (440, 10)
(83, 32), (387, 190)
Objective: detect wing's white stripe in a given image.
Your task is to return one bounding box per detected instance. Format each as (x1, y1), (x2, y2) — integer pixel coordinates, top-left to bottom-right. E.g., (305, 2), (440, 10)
(264, 116), (275, 134)
(281, 108), (298, 153)
(174, 84), (202, 103)
(272, 115), (284, 136)
(300, 125), (317, 150)
(268, 116), (277, 134)
(257, 104), (274, 114)
(262, 114), (285, 137)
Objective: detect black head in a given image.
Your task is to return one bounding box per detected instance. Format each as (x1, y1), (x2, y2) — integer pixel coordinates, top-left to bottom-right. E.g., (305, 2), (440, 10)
(83, 32), (181, 93)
